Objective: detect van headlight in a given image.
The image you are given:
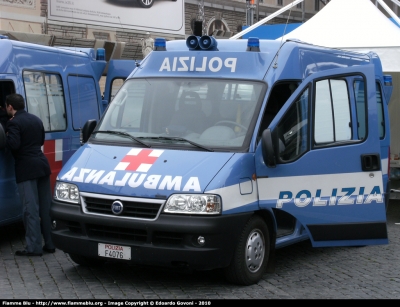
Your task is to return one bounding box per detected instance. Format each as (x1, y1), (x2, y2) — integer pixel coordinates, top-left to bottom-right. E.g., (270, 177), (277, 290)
(54, 181), (80, 204)
(163, 194), (221, 215)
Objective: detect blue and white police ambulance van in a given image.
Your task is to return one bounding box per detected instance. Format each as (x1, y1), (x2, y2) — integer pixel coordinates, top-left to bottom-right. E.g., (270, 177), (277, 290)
(0, 36), (135, 226)
(50, 35), (392, 285)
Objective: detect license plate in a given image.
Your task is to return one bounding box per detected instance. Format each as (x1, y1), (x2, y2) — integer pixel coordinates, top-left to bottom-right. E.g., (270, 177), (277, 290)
(98, 243), (131, 260)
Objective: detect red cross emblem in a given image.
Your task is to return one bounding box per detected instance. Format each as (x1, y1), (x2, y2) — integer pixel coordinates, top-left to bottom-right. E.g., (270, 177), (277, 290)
(42, 139), (63, 192)
(115, 149), (163, 172)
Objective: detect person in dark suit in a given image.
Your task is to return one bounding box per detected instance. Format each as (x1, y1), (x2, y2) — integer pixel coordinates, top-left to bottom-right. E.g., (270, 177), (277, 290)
(5, 93), (55, 256)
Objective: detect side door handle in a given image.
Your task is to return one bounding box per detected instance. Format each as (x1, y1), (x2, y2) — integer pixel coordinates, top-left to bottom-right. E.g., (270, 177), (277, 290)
(361, 153), (381, 171)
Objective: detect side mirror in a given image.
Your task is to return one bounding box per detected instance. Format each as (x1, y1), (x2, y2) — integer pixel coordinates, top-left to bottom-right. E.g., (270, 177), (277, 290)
(0, 124), (5, 149)
(261, 128), (276, 168)
(81, 119), (97, 144)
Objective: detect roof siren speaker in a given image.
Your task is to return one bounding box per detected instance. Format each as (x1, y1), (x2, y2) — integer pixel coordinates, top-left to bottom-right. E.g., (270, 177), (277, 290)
(186, 35), (200, 50)
(199, 35), (217, 50)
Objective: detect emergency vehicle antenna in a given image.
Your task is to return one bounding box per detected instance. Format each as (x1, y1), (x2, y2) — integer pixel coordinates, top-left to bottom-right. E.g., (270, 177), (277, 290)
(273, 3), (295, 69)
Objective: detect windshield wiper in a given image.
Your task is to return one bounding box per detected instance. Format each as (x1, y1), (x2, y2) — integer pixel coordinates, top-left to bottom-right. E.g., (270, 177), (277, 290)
(151, 136), (214, 152)
(92, 130), (151, 148)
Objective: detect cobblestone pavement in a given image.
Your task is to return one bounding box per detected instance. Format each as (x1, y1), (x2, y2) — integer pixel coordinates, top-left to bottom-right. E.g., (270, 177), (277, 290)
(1, 201), (400, 300)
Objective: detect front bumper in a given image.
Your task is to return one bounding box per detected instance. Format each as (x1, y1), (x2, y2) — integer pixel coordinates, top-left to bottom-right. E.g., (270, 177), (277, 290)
(50, 200), (253, 270)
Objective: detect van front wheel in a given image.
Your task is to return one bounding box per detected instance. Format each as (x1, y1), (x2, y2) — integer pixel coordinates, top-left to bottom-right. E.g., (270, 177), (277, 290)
(224, 215), (269, 285)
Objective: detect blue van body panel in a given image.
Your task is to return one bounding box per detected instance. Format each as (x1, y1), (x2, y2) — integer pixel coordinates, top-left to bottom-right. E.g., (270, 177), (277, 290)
(58, 144), (234, 197)
(0, 39), (131, 226)
(204, 153), (259, 214)
(136, 50), (275, 80)
(49, 37), (392, 282)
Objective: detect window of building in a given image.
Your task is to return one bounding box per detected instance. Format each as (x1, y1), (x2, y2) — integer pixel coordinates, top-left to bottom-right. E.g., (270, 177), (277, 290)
(315, 0), (320, 11)
(93, 32), (110, 41)
(278, 0), (283, 6)
(207, 15), (230, 36)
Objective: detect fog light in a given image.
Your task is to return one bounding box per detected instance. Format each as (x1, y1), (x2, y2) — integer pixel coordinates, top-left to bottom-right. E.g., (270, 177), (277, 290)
(52, 220), (57, 229)
(197, 236), (205, 245)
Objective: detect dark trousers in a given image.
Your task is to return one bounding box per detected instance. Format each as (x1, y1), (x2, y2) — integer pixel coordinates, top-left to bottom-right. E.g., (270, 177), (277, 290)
(17, 176), (54, 253)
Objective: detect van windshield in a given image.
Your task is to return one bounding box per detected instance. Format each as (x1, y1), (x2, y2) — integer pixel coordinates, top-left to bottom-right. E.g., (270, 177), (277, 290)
(94, 78), (265, 151)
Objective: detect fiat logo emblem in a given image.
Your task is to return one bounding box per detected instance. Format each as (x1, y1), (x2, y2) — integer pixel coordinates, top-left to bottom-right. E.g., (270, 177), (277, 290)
(111, 200), (123, 215)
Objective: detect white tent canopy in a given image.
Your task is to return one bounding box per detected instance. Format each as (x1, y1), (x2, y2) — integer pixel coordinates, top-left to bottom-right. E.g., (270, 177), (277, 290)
(278, 0), (400, 72)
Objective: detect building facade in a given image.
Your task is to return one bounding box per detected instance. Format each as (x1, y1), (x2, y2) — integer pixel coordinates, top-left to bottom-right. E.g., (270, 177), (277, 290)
(0, 0), (396, 60)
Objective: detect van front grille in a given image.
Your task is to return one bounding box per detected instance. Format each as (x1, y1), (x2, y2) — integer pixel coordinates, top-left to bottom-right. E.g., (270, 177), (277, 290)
(83, 196), (162, 219)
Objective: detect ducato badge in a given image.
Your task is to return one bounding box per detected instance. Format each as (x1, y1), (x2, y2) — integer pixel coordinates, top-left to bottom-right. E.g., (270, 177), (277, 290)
(111, 200), (123, 215)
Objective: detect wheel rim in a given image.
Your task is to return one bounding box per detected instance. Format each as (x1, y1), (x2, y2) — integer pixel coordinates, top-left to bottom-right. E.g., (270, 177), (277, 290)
(142, 0), (152, 5)
(245, 229), (265, 273)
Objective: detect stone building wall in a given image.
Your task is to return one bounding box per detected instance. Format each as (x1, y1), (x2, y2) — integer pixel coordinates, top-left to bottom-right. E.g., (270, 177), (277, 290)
(36, 0), (315, 60)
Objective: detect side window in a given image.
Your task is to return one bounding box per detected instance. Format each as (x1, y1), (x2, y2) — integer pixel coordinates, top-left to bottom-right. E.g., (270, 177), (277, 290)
(376, 82), (385, 139)
(45, 74), (67, 131)
(24, 71), (67, 132)
(111, 78), (125, 102)
(353, 80), (383, 140)
(276, 87), (309, 162)
(314, 79), (351, 144)
(258, 81), (299, 141)
(354, 79), (367, 140)
(68, 76), (100, 130)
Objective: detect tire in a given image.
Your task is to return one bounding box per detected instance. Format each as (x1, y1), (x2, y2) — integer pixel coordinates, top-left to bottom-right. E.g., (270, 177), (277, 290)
(137, 0), (154, 8)
(68, 253), (106, 267)
(224, 215), (270, 285)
